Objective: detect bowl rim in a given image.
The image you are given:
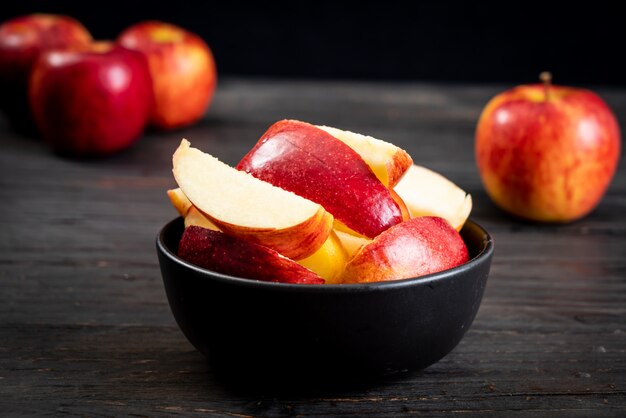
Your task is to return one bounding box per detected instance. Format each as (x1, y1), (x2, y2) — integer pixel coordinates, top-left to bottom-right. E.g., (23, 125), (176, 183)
(157, 217), (494, 293)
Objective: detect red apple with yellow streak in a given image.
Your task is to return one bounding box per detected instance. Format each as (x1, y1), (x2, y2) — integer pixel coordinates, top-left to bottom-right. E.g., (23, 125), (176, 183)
(0, 13), (92, 129)
(476, 72), (621, 222)
(237, 120), (406, 239)
(118, 21), (217, 130)
(172, 139), (333, 260)
(341, 216), (469, 284)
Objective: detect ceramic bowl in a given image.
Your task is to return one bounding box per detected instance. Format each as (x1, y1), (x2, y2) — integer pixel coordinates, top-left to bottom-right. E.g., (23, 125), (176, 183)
(156, 217), (493, 385)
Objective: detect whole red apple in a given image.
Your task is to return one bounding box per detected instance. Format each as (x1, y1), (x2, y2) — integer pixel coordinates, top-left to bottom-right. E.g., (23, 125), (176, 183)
(118, 21), (217, 130)
(0, 13), (92, 129)
(475, 73), (621, 222)
(29, 42), (154, 157)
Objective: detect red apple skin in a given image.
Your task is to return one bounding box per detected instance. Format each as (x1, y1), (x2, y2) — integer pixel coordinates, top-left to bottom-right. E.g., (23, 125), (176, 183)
(29, 42), (154, 157)
(476, 83), (621, 222)
(341, 216), (469, 284)
(237, 120), (405, 239)
(0, 14), (92, 129)
(117, 21), (217, 130)
(178, 226), (325, 285)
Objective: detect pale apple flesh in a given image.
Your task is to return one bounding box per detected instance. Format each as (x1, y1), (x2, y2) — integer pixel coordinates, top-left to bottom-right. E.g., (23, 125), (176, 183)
(341, 217), (469, 284)
(317, 125), (413, 188)
(394, 164), (472, 231)
(179, 226), (325, 284)
(333, 229), (372, 261)
(296, 230), (348, 284)
(172, 139), (333, 260)
(167, 187), (221, 230)
(476, 83), (621, 222)
(184, 206), (220, 230)
(167, 187), (193, 217)
(236, 119), (404, 239)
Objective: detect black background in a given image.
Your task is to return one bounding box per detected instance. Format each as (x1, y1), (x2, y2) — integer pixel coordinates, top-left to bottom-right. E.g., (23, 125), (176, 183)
(2, 1), (625, 87)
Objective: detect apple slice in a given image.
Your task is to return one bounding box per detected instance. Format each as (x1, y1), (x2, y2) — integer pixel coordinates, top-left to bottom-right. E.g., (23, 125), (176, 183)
(185, 206), (220, 230)
(296, 230), (348, 284)
(167, 187), (193, 216)
(179, 226), (324, 284)
(394, 164), (473, 231)
(341, 217), (469, 284)
(236, 120), (404, 239)
(317, 125), (412, 187)
(167, 187), (220, 230)
(173, 139), (333, 260)
(334, 229), (371, 261)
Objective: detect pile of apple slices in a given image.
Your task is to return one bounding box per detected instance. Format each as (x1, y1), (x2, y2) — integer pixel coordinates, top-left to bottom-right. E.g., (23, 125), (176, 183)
(168, 120), (472, 284)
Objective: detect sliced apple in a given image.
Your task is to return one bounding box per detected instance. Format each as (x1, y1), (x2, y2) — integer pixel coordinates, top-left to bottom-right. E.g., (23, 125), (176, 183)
(236, 120), (404, 239)
(317, 125), (413, 188)
(394, 164), (472, 231)
(341, 216), (469, 284)
(296, 230), (348, 284)
(179, 226), (325, 284)
(173, 139), (333, 260)
(167, 187), (193, 216)
(185, 206), (220, 230)
(334, 229), (371, 260)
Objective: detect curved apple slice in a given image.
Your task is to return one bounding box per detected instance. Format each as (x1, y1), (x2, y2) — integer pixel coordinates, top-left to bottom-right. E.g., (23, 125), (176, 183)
(394, 164), (472, 231)
(237, 120), (404, 239)
(167, 187), (193, 216)
(296, 230), (348, 284)
(333, 229), (371, 261)
(341, 217), (469, 284)
(173, 139), (333, 260)
(185, 206), (220, 230)
(167, 187), (220, 230)
(179, 226), (324, 284)
(317, 125), (413, 188)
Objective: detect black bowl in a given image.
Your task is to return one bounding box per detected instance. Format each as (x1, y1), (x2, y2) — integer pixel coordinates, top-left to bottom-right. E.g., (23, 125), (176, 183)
(156, 217), (493, 385)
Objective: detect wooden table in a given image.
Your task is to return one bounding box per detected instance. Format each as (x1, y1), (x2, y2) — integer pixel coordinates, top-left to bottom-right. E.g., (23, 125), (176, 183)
(1, 78), (625, 416)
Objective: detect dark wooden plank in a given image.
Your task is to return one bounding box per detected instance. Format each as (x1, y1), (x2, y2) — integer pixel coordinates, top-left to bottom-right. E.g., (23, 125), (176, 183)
(1, 78), (625, 416)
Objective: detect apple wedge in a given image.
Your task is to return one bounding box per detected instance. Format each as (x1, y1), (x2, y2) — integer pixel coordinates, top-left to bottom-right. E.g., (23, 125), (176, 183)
(394, 164), (472, 231)
(167, 188), (220, 230)
(173, 139), (333, 260)
(317, 125), (413, 187)
(334, 229), (371, 260)
(179, 226), (325, 284)
(296, 230), (348, 284)
(236, 120), (404, 239)
(167, 187), (193, 216)
(185, 206), (220, 230)
(341, 217), (469, 284)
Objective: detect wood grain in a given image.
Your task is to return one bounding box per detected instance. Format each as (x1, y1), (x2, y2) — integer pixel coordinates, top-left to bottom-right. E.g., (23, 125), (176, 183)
(1, 78), (625, 416)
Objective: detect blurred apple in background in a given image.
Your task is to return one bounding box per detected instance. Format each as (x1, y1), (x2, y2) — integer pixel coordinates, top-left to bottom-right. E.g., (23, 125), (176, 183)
(118, 21), (217, 130)
(29, 42), (153, 157)
(0, 13), (92, 130)
(476, 72), (621, 222)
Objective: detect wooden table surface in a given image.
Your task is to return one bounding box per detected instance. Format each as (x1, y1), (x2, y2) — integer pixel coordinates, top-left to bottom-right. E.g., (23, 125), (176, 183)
(1, 78), (625, 417)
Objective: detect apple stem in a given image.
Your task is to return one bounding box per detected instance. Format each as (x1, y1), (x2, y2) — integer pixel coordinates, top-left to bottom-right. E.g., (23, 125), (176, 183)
(539, 71), (552, 101)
